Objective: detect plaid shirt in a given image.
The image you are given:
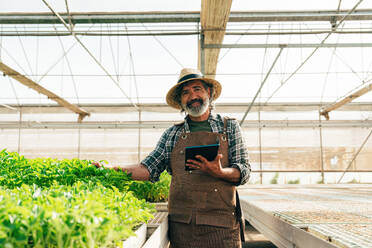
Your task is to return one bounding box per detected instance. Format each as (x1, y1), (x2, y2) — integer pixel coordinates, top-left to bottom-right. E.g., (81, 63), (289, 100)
(141, 113), (251, 185)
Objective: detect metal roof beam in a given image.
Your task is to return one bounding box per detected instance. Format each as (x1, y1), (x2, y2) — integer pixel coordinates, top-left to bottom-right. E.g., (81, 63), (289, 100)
(0, 12), (200, 24)
(320, 82), (372, 120)
(229, 9), (372, 22)
(0, 61), (90, 121)
(1, 9), (372, 24)
(1, 102), (371, 114)
(0, 119), (371, 129)
(200, 0), (232, 77)
(205, 43), (372, 49)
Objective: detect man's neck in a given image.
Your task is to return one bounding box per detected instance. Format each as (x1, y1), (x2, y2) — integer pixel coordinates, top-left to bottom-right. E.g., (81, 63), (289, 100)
(188, 109), (210, 122)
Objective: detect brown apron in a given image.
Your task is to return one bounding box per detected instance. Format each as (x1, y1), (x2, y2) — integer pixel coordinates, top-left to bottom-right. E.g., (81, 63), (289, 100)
(168, 119), (241, 248)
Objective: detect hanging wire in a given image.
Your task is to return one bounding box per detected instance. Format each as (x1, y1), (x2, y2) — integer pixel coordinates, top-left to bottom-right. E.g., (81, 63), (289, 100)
(8, 77), (20, 106)
(60, 48), (65, 97)
(117, 32), (120, 80)
(299, 23), (303, 62)
(262, 25), (271, 96)
(0, 25), (2, 60)
(41, 0), (139, 110)
(218, 23), (254, 63)
(107, 24), (119, 79)
(304, 22), (364, 83)
(141, 23), (184, 68)
(35, 25), (40, 82)
(124, 24), (140, 104)
(71, 34), (140, 109)
(124, 24), (142, 163)
(320, 30), (341, 104)
(37, 34), (80, 83)
(240, 48), (283, 125)
(54, 25), (80, 104)
(36, 24), (44, 120)
(359, 22), (365, 80)
(280, 23), (292, 86)
(264, 0), (364, 104)
(99, 24), (103, 63)
(362, 16), (372, 81)
(0, 43), (29, 77)
(117, 24), (131, 78)
(14, 26), (34, 79)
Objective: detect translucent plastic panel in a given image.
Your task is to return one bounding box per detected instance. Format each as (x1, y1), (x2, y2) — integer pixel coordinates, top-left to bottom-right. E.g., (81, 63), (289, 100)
(321, 127), (372, 171)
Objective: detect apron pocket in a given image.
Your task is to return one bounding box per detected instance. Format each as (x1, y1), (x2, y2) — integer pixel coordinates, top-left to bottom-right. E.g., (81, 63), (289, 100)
(187, 191), (207, 209)
(206, 186), (235, 210)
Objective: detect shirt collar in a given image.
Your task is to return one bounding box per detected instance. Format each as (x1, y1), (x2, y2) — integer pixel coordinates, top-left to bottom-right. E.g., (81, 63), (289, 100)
(183, 113), (218, 133)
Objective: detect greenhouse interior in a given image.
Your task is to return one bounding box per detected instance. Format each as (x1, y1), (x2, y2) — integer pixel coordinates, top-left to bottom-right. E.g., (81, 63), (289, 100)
(0, 0), (371, 247)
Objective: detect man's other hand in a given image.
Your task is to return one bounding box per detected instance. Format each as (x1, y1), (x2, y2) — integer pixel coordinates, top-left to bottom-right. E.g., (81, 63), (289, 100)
(91, 161), (102, 168)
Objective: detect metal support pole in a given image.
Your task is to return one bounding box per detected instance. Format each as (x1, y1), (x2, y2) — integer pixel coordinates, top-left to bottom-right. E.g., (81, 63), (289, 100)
(77, 124), (81, 159)
(258, 109), (263, 184)
(200, 32), (205, 75)
(137, 110), (142, 164)
(318, 113), (325, 183)
(337, 127), (372, 183)
(17, 107), (22, 154)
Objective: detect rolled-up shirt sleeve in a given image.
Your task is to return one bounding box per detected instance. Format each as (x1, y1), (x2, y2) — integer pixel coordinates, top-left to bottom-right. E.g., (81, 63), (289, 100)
(141, 129), (170, 182)
(228, 119), (251, 185)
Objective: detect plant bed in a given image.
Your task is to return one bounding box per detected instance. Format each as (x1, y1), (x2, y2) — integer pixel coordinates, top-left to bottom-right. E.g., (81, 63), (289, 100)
(143, 214), (169, 248)
(0, 149), (171, 247)
(154, 202), (168, 212)
(0, 182), (154, 247)
(0, 149), (171, 203)
(122, 223), (147, 248)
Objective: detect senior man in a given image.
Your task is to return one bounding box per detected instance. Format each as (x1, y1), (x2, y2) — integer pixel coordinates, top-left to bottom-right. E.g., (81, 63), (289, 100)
(94, 68), (251, 248)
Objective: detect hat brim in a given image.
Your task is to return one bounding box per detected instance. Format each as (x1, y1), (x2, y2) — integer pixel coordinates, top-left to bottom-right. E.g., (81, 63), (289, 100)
(166, 77), (222, 110)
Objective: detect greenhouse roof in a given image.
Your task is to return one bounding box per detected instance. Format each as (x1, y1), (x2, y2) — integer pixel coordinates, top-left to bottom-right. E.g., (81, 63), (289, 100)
(1, 0), (372, 124)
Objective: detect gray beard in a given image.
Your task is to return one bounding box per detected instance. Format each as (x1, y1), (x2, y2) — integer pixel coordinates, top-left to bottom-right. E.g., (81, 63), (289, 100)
(183, 98), (210, 117)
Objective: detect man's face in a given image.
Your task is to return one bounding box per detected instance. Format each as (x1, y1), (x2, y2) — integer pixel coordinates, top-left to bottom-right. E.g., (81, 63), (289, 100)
(180, 80), (211, 117)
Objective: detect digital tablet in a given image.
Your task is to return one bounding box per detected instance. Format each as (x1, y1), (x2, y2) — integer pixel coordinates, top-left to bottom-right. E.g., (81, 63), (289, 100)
(184, 143), (219, 171)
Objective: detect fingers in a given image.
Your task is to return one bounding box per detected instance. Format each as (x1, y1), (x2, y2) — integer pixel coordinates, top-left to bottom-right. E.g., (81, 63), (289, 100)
(214, 154), (223, 161)
(91, 161), (101, 168)
(195, 155), (208, 163)
(186, 155), (210, 170)
(186, 158), (202, 169)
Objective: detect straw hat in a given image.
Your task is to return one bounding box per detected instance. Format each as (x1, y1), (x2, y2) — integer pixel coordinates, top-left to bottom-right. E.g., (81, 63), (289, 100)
(166, 68), (222, 110)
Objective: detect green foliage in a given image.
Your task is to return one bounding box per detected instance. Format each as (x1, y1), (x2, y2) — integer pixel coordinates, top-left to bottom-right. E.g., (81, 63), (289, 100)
(287, 178), (300, 184)
(129, 171), (171, 202)
(0, 182), (154, 247)
(0, 149), (170, 202)
(270, 173), (279, 184)
(0, 149), (173, 246)
(0, 149), (130, 190)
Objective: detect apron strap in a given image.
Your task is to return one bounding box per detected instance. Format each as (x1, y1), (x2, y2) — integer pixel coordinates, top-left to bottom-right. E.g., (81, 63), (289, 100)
(223, 116), (228, 134)
(235, 190), (246, 242)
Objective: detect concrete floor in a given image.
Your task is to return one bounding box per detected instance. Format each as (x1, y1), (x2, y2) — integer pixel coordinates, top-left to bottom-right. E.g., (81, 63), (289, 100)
(243, 221), (277, 248)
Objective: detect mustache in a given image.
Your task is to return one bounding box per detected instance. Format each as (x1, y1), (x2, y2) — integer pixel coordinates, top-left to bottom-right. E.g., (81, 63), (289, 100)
(186, 98), (203, 108)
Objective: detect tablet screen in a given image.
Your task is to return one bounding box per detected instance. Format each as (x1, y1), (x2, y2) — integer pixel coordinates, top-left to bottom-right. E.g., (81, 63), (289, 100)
(184, 143), (219, 171)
